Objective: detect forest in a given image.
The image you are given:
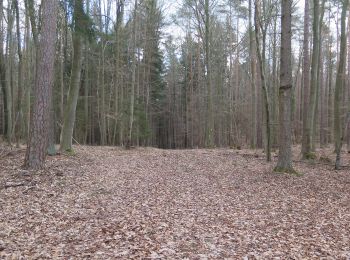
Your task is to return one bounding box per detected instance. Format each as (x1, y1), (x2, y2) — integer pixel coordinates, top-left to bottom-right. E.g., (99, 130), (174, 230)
(0, 0), (350, 258)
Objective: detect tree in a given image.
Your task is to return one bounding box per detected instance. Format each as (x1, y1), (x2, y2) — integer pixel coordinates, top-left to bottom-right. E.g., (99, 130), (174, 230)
(204, 0), (214, 148)
(126, 0), (138, 149)
(347, 5), (350, 153)
(0, 0), (7, 140)
(334, 0), (349, 170)
(254, 0), (272, 162)
(301, 0), (310, 157)
(60, 0), (85, 153)
(13, 0), (23, 147)
(24, 0), (58, 169)
(302, 0), (325, 159)
(249, 0), (256, 149)
(275, 0), (295, 173)
(4, 2), (14, 145)
(0, 0), (346, 156)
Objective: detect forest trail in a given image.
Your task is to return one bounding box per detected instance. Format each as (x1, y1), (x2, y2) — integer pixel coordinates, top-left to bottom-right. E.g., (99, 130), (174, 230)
(1, 146), (350, 258)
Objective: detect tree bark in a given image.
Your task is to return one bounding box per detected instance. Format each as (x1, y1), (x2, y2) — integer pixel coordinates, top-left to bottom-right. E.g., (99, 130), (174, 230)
(275, 0), (295, 173)
(205, 0), (214, 148)
(24, 0), (58, 170)
(303, 0), (321, 159)
(249, 0), (256, 149)
(254, 0), (272, 162)
(126, 0), (138, 149)
(60, 0), (84, 153)
(334, 0), (349, 170)
(301, 0), (310, 156)
(0, 0), (7, 138)
(14, 0), (23, 147)
(5, 3), (15, 145)
(347, 6), (350, 153)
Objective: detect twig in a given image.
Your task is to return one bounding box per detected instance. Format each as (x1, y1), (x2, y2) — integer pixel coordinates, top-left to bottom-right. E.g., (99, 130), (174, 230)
(4, 182), (26, 188)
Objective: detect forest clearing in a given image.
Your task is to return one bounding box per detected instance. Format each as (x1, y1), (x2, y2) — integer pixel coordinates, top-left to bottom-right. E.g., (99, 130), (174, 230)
(1, 0), (350, 258)
(1, 146), (350, 259)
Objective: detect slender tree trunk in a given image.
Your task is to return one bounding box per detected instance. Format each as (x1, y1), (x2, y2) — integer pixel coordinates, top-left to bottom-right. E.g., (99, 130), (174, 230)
(303, 0), (321, 159)
(83, 0), (90, 144)
(23, 4), (31, 141)
(205, 0), (214, 147)
(126, 0), (138, 149)
(301, 0), (310, 156)
(24, 0), (58, 170)
(25, 0), (38, 46)
(271, 14), (279, 148)
(327, 14), (334, 145)
(5, 3), (14, 145)
(60, 35), (82, 152)
(113, 0), (124, 145)
(275, 0), (294, 173)
(311, 0), (326, 151)
(249, 0), (256, 149)
(347, 7), (350, 153)
(0, 0), (7, 139)
(254, 0), (271, 162)
(14, 0), (23, 147)
(320, 49), (327, 147)
(334, 0), (349, 170)
(60, 0), (84, 152)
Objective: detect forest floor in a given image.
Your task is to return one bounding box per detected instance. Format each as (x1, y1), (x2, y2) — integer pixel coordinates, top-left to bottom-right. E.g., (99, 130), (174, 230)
(1, 145), (350, 259)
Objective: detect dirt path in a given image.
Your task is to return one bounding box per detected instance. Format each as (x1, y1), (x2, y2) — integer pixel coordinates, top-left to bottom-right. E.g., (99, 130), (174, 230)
(1, 146), (350, 259)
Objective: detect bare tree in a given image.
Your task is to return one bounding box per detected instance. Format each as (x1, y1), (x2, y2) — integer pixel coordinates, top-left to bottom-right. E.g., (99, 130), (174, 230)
(254, 0), (272, 162)
(301, 0), (310, 157)
(334, 0), (349, 170)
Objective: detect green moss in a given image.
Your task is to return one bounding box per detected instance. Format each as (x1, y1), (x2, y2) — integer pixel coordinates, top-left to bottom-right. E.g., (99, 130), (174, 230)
(304, 152), (317, 160)
(47, 144), (57, 156)
(63, 149), (76, 156)
(274, 167), (303, 176)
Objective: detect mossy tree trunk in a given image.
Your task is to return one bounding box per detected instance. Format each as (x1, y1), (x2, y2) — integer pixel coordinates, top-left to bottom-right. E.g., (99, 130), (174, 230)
(60, 0), (84, 153)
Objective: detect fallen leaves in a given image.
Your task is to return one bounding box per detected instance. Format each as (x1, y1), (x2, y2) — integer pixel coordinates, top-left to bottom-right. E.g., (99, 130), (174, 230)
(0, 145), (350, 259)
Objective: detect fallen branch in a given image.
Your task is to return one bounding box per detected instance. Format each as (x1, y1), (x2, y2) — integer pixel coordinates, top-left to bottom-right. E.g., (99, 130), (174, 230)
(4, 182), (26, 189)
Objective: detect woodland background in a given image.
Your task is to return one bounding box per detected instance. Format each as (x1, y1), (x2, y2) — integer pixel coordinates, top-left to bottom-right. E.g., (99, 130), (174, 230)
(0, 0), (349, 154)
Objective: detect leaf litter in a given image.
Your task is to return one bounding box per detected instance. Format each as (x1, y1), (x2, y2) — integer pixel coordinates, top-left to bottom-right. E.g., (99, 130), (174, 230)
(0, 145), (350, 259)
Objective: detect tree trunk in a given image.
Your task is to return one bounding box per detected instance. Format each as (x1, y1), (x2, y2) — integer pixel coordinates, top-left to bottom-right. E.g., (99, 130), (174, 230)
(347, 6), (350, 153)
(301, 0), (310, 156)
(254, 0), (272, 162)
(303, 0), (320, 159)
(14, 0), (23, 147)
(334, 0), (349, 170)
(24, 0), (38, 46)
(0, 0), (7, 139)
(311, 0), (326, 151)
(249, 0), (256, 149)
(60, 0), (84, 153)
(126, 0), (138, 149)
(24, 0), (58, 170)
(205, 0), (214, 148)
(275, 0), (295, 173)
(5, 3), (14, 145)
